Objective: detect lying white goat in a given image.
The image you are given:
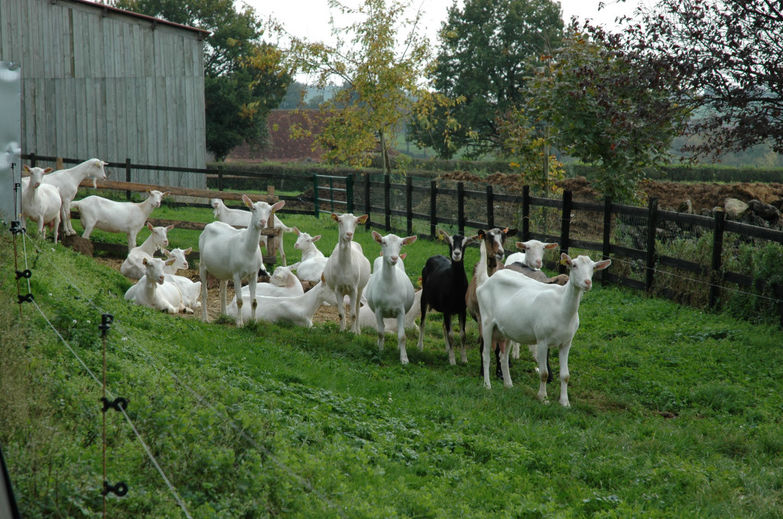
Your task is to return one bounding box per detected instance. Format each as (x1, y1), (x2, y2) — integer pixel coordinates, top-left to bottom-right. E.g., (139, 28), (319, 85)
(199, 195), (285, 326)
(291, 227), (328, 284)
(229, 276), (333, 327)
(120, 223), (173, 279)
(157, 247), (201, 312)
(40, 158), (108, 236)
(364, 232), (418, 364)
(210, 198), (294, 265)
(477, 253), (611, 406)
(162, 247), (193, 274)
(226, 265), (305, 321)
(21, 166), (62, 243)
(124, 257), (194, 314)
(71, 189), (167, 251)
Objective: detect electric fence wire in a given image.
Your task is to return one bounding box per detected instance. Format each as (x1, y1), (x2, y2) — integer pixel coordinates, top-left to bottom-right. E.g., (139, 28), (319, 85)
(17, 233), (193, 519)
(23, 233), (347, 518)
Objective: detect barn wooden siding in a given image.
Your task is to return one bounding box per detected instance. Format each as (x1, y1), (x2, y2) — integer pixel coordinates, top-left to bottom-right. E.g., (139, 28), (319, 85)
(0, 0), (207, 188)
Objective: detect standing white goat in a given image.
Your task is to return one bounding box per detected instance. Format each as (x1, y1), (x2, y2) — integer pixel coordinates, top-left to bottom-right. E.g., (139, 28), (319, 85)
(199, 195), (285, 326)
(322, 213), (371, 334)
(120, 223), (173, 279)
(21, 166), (62, 243)
(477, 253), (611, 406)
(364, 232), (418, 364)
(210, 198), (294, 265)
(71, 190), (167, 251)
(40, 158), (108, 236)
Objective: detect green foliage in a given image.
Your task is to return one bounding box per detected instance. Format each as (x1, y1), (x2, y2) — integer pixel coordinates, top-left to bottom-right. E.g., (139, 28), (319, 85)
(409, 0), (563, 159)
(527, 26), (690, 201)
(114, 0), (292, 161)
(3, 216), (783, 518)
(291, 0), (430, 175)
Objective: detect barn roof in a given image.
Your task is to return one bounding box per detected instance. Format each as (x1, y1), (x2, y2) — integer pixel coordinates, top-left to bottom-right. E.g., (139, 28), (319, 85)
(62, 0), (211, 37)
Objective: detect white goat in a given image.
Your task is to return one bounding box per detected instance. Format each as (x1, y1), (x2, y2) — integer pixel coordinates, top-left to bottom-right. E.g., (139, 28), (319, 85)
(120, 223), (173, 279)
(230, 277), (333, 328)
(41, 158), (108, 236)
(364, 232), (418, 364)
(162, 247), (193, 275)
(477, 253), (611, 406)
(210, 197), (294, 265)
(226, 265), (305, 321)
(71, 189), (167, 251)
(124, 257), (193, 314)
(199, 195), (285, 326)
(504, 239), (559, 270)
(291, 227), (328, 284)
(358, 289), (421, 335)
(322, 213), (371, 334)
(21, 166), (62, 243)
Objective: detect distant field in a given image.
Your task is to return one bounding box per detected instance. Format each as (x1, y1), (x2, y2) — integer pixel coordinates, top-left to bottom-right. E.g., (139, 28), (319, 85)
(2, 211), (782, 518)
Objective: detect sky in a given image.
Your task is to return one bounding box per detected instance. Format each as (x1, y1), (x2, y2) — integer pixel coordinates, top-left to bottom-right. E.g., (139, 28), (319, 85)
(241, 0), (647, 48)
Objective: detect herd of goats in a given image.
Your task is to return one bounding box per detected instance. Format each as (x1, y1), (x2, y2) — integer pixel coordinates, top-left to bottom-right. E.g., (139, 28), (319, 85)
(19, 158), (612, 406)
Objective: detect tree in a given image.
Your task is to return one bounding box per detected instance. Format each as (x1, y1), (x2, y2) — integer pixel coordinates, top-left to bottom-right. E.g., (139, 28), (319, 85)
(527, 25), (689, 201)
(113, 0), (291, 161)
(624, 0), (783, 158)
(292, 0), (430, 176)
(408, 0), (563, 159)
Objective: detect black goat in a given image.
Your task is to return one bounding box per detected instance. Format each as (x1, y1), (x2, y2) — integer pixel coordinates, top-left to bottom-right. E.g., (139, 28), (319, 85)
(418, 230), (478, 365)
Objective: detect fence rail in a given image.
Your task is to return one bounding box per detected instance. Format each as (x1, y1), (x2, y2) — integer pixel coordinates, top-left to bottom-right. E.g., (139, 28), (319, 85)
(20, 154), (783, 324)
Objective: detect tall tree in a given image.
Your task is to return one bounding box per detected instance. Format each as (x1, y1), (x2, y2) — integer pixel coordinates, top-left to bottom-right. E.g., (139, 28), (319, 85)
(292, 0), (430, 175)
(113, 0), (292, 161)
(409, 0), (563, 159)
(624, 0), (783, 158)
(527, 25), (690, 201)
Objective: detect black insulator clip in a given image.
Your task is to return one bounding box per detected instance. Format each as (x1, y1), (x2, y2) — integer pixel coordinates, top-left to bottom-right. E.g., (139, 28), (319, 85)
(17, 293), (34, 304)
(102, 480), (128, 497)
(10, 221), (25, 235)
(99, 313), (114, 337)
(101, 396), (129, 413)
(15, 269), (32, 280)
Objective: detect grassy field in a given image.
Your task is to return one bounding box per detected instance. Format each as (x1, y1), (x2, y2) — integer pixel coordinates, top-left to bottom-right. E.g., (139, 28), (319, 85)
(1, 211), (782, 518)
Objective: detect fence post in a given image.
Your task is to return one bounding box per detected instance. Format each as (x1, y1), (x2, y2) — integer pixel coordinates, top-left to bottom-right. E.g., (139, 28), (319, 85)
(346, 174), (354, 213)
(29, 152), (36, 167)
(384, 174), (391, 231)
(601, 197), (612, 283)
(312, 174), (319, 218)
(406, 176), (413, 236)
(645, 198), (658, 293)
(559, 190), (572, 274)
(457, 182), (465, 236)
(125, 158), (131, 200)
(709, 210), (726, 308)
(364, 173), (371, 231)
(430, 180), (437, 238)
(522, 185), (530, 241)
(486, 185), (494, 229)
(217, 165), (223, 192)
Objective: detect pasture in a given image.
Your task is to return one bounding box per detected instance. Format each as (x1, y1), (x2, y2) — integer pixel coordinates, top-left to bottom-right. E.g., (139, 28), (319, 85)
(1, 207), (782, 518)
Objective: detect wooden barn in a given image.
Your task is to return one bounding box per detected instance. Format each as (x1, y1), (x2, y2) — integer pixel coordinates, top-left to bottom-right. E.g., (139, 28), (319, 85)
(0, 0), (208, 188)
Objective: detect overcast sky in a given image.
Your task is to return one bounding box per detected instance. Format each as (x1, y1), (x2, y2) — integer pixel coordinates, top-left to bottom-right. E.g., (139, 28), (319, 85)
(241, 0), (646, 47)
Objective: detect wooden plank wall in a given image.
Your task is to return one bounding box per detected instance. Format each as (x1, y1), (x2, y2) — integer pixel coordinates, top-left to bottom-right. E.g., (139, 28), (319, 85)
(0, 0), (206, 188)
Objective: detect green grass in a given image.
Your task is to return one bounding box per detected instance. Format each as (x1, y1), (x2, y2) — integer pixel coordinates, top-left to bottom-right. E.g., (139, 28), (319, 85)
(2, 215), (783, 518)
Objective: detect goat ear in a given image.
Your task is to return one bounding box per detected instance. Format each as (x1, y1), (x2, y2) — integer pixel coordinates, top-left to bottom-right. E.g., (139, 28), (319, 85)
(143, 257), (149, 266)
(165, 257), (177, 266)
(515, 241), (528, 251)
(331, 213), (340, 222)
(242, 194), (254, 209)
(478, 229), (486, 239)
(166, 224), (175, 231)
(402, 235), (417, 246)
(312, 234), (321, 242)
(23, 164), (31, 172)
(560, 253), (573, 268)
(146, 221), (154, 230)
(271, 200), (286, 212)
(464, 234), (479, 246)
(161, 248), (170, 255)
(594, 258), (612, 271)
(357, 214), (369, 224)
(293, 226), (300, 235)
(545, 242), (559, 250)
(372, 231), (383, 243)
(184, 247), (192, 255)
(43, 167), (53, 173)
(436, 229), (447, 241)
(162, 191), (170, 198)
(505, 228), (518, 238)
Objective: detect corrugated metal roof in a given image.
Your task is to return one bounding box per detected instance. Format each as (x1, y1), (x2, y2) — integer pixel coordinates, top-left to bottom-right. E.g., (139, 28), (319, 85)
(61, 0), (211, 36)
